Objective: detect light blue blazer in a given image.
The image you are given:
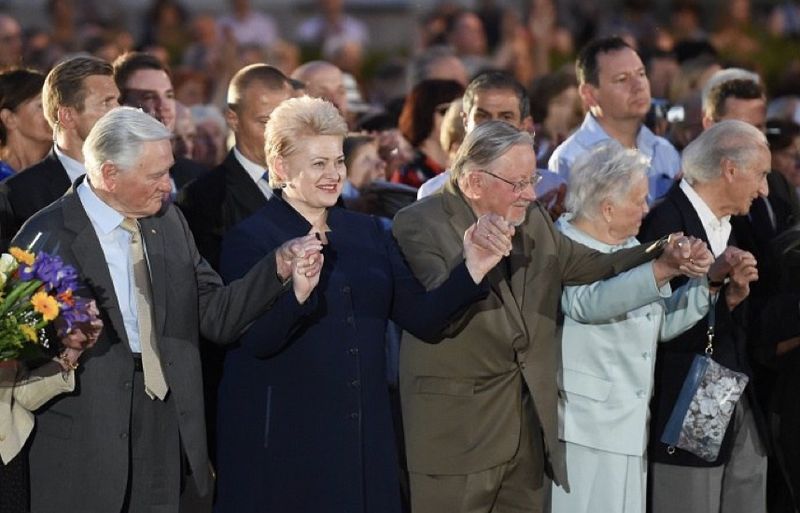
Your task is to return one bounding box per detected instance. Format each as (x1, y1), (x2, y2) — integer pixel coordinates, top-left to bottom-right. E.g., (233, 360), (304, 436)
(555, 216), (710, 457)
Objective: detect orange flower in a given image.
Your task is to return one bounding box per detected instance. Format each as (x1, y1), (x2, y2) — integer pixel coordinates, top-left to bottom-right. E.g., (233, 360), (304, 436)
(31, 291), (59, 321)
(9, 247), (35, 266)
(57, 289), (75, 307)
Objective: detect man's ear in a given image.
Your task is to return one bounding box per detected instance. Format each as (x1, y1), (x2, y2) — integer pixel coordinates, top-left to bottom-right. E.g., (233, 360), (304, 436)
(579, 83), (598, 110)
(460, 170), (484, 200)
(720, 157), (736, 183)
(57, 105), (75, 130)
(224, 107), (239, 133)
(701, 115), (715, 130)
(100, 161), (118, 190)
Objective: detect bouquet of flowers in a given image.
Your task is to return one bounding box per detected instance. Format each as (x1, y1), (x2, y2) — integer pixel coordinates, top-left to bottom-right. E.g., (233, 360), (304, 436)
(0, 247), (96, 362)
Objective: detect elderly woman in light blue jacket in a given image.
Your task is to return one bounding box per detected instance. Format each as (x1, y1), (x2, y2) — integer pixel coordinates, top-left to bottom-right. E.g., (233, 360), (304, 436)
(550, 142), (724, 513)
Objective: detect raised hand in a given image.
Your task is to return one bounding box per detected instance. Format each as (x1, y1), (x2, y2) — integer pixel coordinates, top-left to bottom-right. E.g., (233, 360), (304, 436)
(463, 213), (515, 283)
(652, 233), (708, 284)
(292, 249), (323, 305)
(275, 234), (324, 282)
(724, 248), (758, 310)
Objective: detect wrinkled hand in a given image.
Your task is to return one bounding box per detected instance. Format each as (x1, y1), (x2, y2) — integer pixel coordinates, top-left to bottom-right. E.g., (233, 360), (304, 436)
(653, 233), (711, 283)
(292, 244), (324, 304)
(56, 299), (103, 370)
(724, 248), (758, 310)
(276, 234), (324, 282)
(464, 214), (515, 283)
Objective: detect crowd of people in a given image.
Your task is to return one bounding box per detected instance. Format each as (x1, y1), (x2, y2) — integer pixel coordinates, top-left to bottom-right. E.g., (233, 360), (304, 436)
(2, 1), (800, 513)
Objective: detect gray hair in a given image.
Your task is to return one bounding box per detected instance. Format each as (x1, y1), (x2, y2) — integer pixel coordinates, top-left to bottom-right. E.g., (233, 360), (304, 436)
(682, 119), (768, 184)
(83, 106), (172, 179)
(565, 141), (650, 220)
(701, 68), (760, 116)
(451, 120), (533, 181)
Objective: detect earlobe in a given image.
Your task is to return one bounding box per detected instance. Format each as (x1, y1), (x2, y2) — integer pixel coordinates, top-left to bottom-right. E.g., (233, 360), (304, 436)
(0, 108), (14, 130)
(224, 108), (238, 132)
(579, 83), (597, 108)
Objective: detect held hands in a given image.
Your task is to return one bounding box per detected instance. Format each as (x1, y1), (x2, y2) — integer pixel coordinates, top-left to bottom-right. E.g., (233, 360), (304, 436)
(275, 233), (325, 304)
(652, 233), (714, 285)
(708, 247), (758, 310)
(56, 299), (103, 370)
(464, 214), (515, 283)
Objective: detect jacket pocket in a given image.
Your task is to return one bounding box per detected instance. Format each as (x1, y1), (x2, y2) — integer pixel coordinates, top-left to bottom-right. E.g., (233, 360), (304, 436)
(561, 368), (612, 401)
(415, 376), (474, 396)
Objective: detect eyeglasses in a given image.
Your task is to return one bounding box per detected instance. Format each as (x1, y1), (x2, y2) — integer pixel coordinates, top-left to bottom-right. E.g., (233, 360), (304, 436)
(478, 169), (542, 193)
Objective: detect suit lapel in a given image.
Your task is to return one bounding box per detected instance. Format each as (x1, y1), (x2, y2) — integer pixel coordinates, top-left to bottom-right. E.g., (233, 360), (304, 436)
(63, 190), (130, 349)
(226, 153), (268, 215)
(139, 217), (167, 335)
(671, 186), (712, 244)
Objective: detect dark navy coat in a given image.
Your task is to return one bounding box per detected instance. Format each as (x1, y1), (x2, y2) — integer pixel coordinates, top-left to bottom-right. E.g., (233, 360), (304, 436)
(214, 195), (487, 513)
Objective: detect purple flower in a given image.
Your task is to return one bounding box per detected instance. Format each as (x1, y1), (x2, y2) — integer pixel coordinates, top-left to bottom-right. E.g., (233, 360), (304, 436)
(31, 253), (79, 293)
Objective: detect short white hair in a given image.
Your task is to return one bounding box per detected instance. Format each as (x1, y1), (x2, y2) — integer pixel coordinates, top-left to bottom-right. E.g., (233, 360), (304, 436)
(83, 106), (172, 181)
(565, 141), (649, 220)
(682, 119), (768, 184)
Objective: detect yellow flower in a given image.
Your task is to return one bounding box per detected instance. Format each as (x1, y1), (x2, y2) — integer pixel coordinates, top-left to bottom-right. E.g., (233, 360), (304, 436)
(9, 247), (35, 266)
(20, 324), (38, 343)
(31, 291), (59, 321)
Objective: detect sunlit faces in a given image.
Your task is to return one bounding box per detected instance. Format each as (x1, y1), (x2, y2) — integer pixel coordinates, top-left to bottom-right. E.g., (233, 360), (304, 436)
(12, 93), (52, 144)
(71, 75), (120, 141)
(463, 88), (523, 133)
(728, 146), (771, 215)
(107, 139), (174, 218)
(277, 135), (346, 212)
(229, 82), (291, 165)
(584, 47), (651, 122)
(122, 68), (176, 131)
(718, 97), (766, 132)
(604, 174), (649, 243)
(470, 143), (537, 226)
(348, 141), (386, 189)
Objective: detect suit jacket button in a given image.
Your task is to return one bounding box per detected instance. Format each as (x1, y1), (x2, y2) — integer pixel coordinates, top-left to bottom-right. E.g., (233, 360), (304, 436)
(120, 432), (128, 440)
(348, 348), (358, 355)
(0, 433), (5, 442)
(342, 286), (351, 294)
(346, 316), (355, 325)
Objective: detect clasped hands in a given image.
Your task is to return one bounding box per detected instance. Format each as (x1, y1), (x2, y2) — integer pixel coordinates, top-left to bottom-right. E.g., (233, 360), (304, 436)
(56, 299), (103, 371)
(276, 234), (325, 304)
(464, 213), (515, 283)
(652, 233), (714, 286)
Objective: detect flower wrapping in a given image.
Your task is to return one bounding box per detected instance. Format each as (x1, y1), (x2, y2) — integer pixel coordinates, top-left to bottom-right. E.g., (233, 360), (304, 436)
(0, 247), (96, 361)
(660, 354), (749, 462)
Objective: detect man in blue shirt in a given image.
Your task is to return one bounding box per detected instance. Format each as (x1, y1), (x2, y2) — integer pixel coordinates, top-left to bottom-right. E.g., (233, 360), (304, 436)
(548, 36), (680, 205)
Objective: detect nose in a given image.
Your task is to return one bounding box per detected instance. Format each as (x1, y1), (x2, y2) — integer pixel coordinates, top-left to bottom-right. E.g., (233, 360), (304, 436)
(519, 183), (536, 201)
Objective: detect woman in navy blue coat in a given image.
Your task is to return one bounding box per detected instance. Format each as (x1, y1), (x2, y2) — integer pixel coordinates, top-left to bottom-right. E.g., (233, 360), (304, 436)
(214, 96), (514, 513)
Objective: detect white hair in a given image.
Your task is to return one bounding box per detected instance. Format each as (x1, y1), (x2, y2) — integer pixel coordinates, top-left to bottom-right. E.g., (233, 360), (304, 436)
(565, 141), (649, 220)
(682, 119), (768, 184)
(83, 106), (172, 180)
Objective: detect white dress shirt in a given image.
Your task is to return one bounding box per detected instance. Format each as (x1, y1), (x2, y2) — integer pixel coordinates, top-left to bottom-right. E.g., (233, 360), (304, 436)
(77, 179), (143, 353)
(679, 179), (731, 257)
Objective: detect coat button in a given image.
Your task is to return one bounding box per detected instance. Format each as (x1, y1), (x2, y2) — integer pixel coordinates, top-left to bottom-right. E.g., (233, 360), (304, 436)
(0, 433), (5, 442)
(642, 352), (649, 359)
(348, 412), (359, 420)
(346, 316), (355, 325)
(348, 348), (358, 355)
(342, 286), (351, 294)
(120, 432), (128, 440)
(636, 390), (645, 398)
(349, 379), (360, 388)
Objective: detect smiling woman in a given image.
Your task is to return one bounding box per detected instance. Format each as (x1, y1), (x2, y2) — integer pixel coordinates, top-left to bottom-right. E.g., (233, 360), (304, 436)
(214, 95), (509, 513)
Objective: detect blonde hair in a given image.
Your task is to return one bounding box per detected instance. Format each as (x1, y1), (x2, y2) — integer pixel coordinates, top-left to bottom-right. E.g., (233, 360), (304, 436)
(265, 96), (348, 186)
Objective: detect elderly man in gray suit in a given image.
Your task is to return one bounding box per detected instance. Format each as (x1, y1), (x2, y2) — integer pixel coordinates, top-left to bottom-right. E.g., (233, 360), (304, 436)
(392, 120), (711, 513)
(12, 107), (323, 513)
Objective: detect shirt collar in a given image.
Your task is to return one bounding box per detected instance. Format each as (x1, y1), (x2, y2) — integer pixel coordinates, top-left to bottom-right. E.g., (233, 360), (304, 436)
(555, 213), (638, 252)
(76, 178), (125, 235)
(579, 113), (656, 158)
(53, 144), (86, 183)
(233, 147), (268, 185)
(679, 179), (730, 227)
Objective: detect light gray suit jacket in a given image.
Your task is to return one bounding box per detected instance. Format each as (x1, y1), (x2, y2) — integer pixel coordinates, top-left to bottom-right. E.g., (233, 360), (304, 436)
(392, 181), (657, 489)
(12, 180), (288, 513)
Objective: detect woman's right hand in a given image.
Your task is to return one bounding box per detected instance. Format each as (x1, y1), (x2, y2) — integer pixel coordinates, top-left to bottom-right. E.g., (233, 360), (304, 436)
(275, 235), (324, 282)
(292, 247), (324, 304)
(57, 299), (103, 370)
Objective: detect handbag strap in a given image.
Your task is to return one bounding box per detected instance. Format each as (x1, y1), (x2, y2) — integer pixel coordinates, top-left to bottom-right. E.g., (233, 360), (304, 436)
(705, 291), (718, 355)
